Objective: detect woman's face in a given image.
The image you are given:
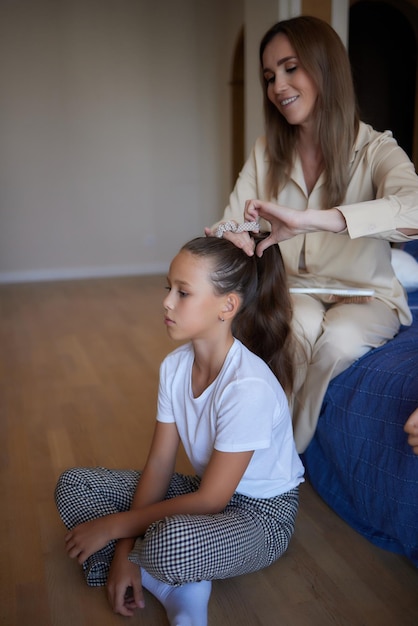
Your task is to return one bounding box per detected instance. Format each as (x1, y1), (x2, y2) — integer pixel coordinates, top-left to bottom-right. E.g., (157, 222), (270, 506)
(262, 33), (318, 129)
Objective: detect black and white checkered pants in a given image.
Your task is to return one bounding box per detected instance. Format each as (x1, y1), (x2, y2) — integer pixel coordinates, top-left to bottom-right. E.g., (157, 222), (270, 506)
(55, 467), (299, 587)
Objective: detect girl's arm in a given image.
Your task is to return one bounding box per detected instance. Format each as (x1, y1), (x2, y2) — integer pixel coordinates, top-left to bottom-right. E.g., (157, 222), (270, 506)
(106, 436), (253, 617)
(120, 446), (254, 533)
(117, 447), (254, 539)
(65, 421), (180, 561)
(130, 420), (181, 509)
(65, 427), (254, 563)
(78, 421), (181, 617)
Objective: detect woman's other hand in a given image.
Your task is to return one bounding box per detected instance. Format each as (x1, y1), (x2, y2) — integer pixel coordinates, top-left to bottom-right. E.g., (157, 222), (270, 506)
(244, 199), (306, 256)
(244, 199), (346, 256)
(404, 408), (418, 454)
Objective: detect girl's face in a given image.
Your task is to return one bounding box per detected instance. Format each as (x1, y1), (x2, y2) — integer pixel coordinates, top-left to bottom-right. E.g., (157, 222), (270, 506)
(163, 250), (226, 342)
(262, 33), (318, 129)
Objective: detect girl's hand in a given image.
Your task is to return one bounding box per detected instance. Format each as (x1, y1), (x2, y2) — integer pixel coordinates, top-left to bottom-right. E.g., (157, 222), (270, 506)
(107, 547), (145, 616)
(65, 516), (115, 563)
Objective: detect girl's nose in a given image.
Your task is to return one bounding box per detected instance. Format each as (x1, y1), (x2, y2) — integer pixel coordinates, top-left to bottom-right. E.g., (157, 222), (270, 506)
(163, 292), (173, 310)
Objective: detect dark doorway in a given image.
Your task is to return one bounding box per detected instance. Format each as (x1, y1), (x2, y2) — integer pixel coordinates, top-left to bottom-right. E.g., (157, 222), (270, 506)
(349, 1), (416, 158)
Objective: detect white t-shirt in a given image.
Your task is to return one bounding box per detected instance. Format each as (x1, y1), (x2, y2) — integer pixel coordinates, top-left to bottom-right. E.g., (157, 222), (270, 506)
(157, 339), (304, 498)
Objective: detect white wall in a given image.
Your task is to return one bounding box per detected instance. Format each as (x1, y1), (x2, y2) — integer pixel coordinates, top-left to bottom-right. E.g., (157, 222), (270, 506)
(0, 0), (350, 283)
(0, 0), (244, 282)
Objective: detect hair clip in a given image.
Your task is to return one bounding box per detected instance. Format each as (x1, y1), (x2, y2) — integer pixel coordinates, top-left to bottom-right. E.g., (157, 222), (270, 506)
(215, 220), (259, 239)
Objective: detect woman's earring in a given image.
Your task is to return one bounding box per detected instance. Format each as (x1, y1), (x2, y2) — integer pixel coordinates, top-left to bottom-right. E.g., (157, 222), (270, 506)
(219, 316), (225, 322)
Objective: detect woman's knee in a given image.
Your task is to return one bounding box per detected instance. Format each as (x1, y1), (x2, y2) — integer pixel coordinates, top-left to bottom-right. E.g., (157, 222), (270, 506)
(317, 307), (382, 364)
(291, 295), (325, 353)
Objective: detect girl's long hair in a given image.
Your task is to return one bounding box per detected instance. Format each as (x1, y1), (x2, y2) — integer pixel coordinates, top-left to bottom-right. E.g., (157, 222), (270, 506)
(259, 15), (359, 208)
(181, 234), (297, 395)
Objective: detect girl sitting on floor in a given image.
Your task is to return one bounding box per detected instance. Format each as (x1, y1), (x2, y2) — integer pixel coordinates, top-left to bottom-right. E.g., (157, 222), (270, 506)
(55, 233), (304, 626)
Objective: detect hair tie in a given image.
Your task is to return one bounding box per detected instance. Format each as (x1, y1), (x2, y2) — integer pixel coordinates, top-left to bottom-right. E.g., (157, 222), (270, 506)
(215, 220), (259, 239)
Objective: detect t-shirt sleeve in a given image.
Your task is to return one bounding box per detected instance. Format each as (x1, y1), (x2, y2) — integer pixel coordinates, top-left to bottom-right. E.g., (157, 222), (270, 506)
(156, 359), (175, 423)
(214, 378), (278, 452)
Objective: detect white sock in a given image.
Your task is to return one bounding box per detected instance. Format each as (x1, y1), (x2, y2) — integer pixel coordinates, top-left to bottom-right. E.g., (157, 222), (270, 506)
(140, 567), (212, 626)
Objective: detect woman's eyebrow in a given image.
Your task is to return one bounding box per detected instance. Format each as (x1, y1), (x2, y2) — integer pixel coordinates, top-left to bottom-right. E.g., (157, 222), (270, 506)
(263, 55), (297, 72)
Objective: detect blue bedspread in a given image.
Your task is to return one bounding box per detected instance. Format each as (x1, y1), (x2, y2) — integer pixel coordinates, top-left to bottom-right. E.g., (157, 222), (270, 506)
(303, 308), (418, 566)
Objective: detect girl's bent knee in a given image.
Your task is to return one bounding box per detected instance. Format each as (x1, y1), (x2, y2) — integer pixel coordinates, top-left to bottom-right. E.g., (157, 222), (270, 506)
(54, 467), (83, 497)
(139, 514), (206, 584)
(54, 467), (91, 522)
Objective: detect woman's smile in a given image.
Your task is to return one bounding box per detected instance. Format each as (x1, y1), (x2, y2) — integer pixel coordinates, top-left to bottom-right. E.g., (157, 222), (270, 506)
(262, 33), (318, 128)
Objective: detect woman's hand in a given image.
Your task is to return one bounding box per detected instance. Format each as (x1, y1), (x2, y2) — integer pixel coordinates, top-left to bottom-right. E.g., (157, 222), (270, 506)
(244, 200), (306, 255)
(244, 199), (346, 256)
(204, 225), (255, 256)
(107, 542), (145, 616)
(65, 515), (116, 563)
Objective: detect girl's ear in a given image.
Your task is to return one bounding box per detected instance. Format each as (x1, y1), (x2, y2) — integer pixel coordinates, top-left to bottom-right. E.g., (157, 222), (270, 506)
(221, 293), (241, 321)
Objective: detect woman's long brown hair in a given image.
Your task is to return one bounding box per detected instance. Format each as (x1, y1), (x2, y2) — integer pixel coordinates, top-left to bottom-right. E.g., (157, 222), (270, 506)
(259, 16), (359, 208)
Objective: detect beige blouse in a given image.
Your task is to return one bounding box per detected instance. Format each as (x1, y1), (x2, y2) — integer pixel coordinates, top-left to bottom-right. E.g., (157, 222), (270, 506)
(221, 122), (418, 325)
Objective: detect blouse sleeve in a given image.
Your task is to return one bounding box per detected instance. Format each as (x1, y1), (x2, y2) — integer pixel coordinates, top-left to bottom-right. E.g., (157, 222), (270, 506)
(338, 130), (418, 242)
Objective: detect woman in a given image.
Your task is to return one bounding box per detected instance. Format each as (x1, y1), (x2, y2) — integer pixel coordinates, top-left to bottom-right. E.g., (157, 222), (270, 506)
(206, 16), (418, 452)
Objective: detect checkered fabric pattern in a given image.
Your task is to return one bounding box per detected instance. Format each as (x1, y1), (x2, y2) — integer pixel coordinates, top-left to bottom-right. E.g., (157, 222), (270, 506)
(214, 220), (259, 238)
(55, 467), (299, 587)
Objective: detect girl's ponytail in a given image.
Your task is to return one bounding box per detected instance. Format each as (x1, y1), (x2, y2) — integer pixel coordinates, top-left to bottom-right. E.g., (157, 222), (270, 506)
(182, 234), (298, 395)
(233, 233), (296, 395)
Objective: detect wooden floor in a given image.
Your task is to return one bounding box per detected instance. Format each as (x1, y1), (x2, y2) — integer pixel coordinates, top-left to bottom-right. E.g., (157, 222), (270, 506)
(1, 275), (417, 626)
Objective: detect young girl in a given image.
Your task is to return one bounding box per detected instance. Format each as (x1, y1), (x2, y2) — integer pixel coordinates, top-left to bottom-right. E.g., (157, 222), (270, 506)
(55, 233), (304, 625)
